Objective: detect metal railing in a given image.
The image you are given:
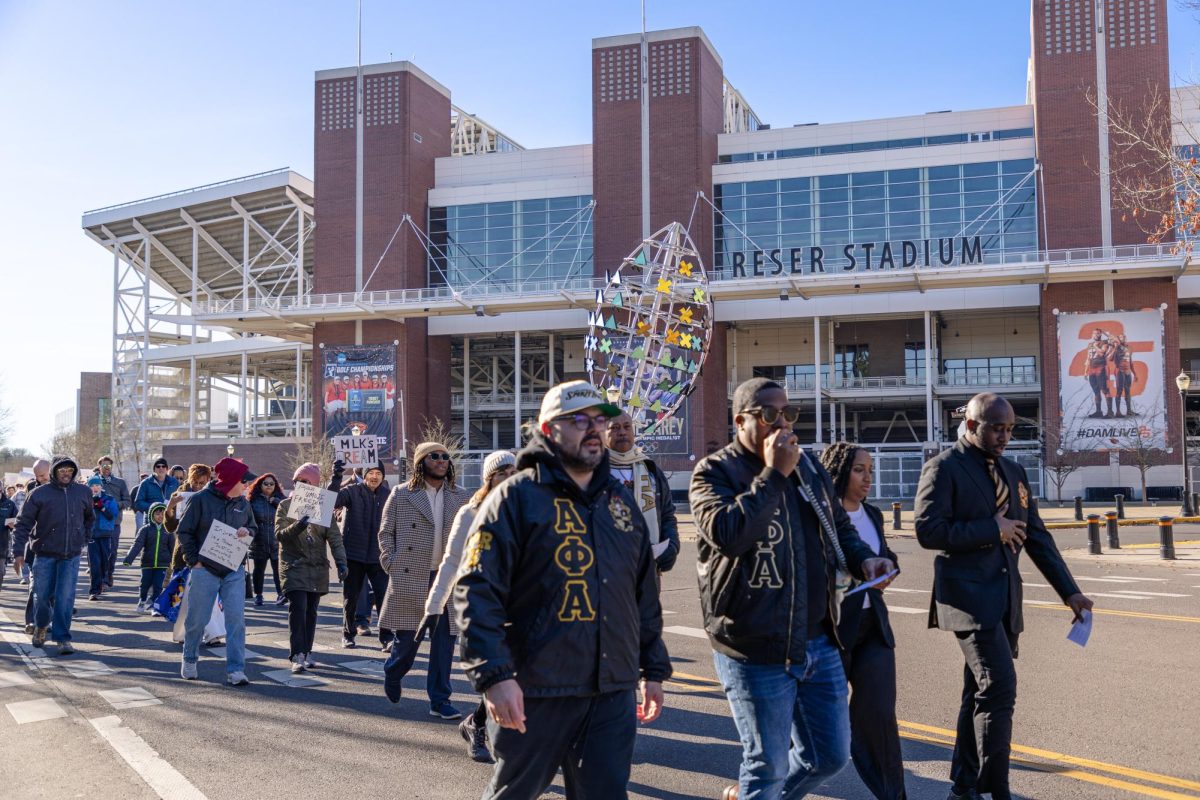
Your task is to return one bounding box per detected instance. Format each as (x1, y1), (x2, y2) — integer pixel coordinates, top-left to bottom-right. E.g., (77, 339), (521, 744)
(192, 241), (1187, 317)
(451, 391), (545, 410)
(938, 367), (1040, 387)
(729, 370), (1039, 396)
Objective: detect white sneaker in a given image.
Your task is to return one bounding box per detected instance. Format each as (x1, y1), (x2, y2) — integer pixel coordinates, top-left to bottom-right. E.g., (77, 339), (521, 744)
(303, 653), (316, 669)
(181, 660), (198, 680)
(226, 671), (249, 686)
(136, 601), (145, 613)
(290, 655), (306, 674)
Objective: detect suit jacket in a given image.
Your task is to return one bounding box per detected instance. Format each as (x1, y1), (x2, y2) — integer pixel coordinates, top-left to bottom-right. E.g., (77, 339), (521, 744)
(836, 502), (899, 649)
(378, 481), (470, 632)
(914, 439), (1079, 635)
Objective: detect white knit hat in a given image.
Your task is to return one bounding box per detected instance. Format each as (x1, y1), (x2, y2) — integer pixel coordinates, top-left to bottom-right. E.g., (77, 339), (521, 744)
(482, 450), (516, 480)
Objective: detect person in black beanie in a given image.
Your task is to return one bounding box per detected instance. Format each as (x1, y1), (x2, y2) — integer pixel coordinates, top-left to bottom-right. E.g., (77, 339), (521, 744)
(330, 459), (392, 649)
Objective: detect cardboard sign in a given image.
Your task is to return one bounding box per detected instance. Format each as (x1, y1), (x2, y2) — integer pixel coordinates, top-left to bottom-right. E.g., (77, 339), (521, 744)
(287, 482), (337, 528)
(199, 519), (251, 572)
(333, 435), (379, 468)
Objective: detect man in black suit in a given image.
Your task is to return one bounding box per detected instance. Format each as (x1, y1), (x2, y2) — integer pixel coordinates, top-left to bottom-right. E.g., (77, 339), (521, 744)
(915, 392), (1093, 800)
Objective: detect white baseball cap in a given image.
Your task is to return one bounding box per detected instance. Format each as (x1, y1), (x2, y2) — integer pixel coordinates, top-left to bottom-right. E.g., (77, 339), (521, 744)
(538, 380), (622, 425)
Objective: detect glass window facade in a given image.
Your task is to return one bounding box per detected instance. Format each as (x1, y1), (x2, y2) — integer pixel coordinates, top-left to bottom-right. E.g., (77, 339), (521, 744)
(714, 159), (1037, 275)
(429, 195), (593, 288)
(717, 128), (1034, 164)
(942, 355), (1037, 386)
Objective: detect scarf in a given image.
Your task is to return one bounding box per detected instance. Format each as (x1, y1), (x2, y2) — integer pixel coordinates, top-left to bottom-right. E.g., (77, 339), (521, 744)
(608, 446), (661, 545)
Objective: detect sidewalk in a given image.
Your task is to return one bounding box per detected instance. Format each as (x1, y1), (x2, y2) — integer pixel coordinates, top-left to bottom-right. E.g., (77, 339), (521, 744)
(1062, 541), (1200, 567)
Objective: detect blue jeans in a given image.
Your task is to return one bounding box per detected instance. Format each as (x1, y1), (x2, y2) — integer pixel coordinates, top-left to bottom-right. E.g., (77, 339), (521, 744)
(31, 555), (81, 642)
(87, 538), (114, 594)
(139, 568), (166, 603)
(713, 635), (852, 800)
(182, 565), (246, 674)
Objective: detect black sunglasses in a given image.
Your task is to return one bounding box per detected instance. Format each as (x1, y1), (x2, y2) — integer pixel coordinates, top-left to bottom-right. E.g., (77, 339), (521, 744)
(425, 453), (451, 462)
(742, 405), (801, 425)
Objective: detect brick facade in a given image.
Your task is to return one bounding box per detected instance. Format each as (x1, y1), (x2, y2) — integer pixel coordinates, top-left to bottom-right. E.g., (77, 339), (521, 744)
(312, 65), (453, 459)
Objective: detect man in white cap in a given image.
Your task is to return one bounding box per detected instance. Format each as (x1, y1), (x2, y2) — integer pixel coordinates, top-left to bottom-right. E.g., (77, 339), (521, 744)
(455, 380), (671, 799)
(378, 440), (471, 719)
(605, 412), (680, 576)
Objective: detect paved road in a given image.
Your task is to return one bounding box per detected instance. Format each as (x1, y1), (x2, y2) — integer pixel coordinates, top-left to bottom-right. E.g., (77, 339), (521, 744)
(1, 522), (1198, 799)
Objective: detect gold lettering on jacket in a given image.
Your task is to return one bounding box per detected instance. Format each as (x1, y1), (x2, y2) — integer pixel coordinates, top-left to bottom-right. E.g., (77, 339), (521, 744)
(552, 498), (596, 622)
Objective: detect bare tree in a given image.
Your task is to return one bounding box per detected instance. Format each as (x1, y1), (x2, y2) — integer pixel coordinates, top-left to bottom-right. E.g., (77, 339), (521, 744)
(285, 437), (336, 488)
(43, 427), (107, 473)
(1042, 421), (1097, 505)
(1112, 422), (1171, 503)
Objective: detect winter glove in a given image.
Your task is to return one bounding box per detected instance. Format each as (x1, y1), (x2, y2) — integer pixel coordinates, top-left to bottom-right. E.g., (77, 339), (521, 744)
(415, 613), (441, 644)
(293, 515), (310, 534)
(328, 460), (345, 491)
(336, 564), (348, 582)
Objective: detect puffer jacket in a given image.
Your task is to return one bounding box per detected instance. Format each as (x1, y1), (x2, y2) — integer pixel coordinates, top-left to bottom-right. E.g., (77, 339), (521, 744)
(689, 442), (877, 664)
(124, 505), (175, 570)
(249, 493), (283, 560)
(275, 497), (347, 595)
(0, 495), (16, 560)
(175, 482), (258, 578)
(454, 433), (672, 697)
(134, 475), (180, 513)
(332, 479), (390, 563)
(13, 458), (95, 560)
(90, 492), (120, 538)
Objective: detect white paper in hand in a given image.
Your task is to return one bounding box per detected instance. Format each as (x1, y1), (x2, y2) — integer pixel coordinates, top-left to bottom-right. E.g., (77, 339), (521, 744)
(1067, 609), (1093, 648)
(198, 520), (251, 572)
(288, 482), (337, 528)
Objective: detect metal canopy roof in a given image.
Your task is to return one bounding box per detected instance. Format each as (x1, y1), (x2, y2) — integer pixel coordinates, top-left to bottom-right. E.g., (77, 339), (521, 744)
(82, 168), (314, 306)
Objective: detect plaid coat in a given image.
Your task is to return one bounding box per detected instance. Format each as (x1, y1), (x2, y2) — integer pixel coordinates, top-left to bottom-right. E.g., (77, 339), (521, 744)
(378, 481), (470, 632)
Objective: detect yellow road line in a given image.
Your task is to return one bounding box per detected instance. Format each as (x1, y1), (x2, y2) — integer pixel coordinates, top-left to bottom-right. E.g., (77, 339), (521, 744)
(899, 721), (1200, 793)
(900, 730), (1200, 800)
(667, 670), (1200, 796)
(1025, 602), (1200, 624)
(1121, 539), (1200, 550)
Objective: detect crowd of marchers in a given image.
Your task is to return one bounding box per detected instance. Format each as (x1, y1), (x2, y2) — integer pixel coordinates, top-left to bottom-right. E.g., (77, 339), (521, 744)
(0, 380), (1093, 800)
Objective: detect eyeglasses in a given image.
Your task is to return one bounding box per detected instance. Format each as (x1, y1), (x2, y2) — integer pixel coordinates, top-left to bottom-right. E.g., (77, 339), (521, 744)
(742, 406), (801, 425)
(153, 465), (168, 471)
(554, 413), (609, 431)
(426, 453), (451, 462)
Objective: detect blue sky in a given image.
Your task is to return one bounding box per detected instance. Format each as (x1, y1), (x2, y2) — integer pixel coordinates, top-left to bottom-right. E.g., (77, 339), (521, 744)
(2, 1), (1199, 455)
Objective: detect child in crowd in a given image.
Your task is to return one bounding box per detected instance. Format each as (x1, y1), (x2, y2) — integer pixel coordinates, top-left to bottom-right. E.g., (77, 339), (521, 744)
(124, 503), (175, 613)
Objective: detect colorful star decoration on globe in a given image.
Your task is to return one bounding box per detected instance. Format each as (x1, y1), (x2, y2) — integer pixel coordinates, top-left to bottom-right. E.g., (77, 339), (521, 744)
(585, 222), (714, 434)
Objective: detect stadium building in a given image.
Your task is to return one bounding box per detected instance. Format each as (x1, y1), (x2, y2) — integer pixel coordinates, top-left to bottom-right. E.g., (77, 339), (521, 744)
(83, 1), (1200, 500)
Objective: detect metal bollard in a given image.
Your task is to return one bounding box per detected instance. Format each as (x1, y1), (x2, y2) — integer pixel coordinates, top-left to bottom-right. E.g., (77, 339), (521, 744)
(1086, 514), (1102, 555)
(892, 502), (902, 531)
(1192, 493), (1199, 518)
(1105, 511), (1120, 549)
(1159, 517), (1176, 560)
(1074, 496), (1084, 521)
(1115, 493), (1126, 519)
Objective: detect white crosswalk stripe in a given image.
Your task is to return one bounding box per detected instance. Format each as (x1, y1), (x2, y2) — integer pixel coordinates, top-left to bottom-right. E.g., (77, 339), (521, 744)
(262, 669), (329, 688)
(0, 670), (35, 688)
(98, 687), (162, 710)
(1107, 590), (1190, 598)
(663, 625), (708, 639)
(6, 698), (67, 725)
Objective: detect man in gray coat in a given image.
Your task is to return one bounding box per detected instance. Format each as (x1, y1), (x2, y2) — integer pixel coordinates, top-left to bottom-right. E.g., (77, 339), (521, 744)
(378, 441), (470, 719)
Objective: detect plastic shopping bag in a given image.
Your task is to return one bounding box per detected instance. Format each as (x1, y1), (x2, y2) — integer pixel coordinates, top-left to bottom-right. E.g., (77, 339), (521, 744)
(155, 567), (189, 622)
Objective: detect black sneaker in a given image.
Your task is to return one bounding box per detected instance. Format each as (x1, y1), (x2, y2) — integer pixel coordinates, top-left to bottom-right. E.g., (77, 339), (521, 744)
(430, 702), (463, 720)
(459, 717), (494, 763)
(946, 787), (983, 800)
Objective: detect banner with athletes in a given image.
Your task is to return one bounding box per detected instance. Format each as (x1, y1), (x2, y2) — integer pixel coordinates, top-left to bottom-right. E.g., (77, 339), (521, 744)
(321, 345), (396, 459)
(1056, 309), (1166, 452)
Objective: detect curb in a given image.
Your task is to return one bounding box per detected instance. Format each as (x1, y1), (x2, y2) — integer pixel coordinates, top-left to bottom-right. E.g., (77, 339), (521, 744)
(1045, 517), (1200, 530)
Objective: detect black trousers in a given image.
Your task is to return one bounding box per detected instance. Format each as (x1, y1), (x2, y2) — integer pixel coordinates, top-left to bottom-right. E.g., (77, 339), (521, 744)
(952, 625), (1019, 800)
(287, 590), (321, 657)
(483, 690), (636, 800)
(252, 556), (280, 596)
(342, 560), (389, 642)
(844, 609), (907, 800)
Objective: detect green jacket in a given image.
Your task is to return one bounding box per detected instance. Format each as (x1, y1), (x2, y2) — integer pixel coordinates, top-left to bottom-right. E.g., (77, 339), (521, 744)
(276, 497), (347, 595)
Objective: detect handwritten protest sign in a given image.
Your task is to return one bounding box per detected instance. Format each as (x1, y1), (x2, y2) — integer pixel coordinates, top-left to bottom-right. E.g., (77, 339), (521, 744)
(287, 481), (337, 528)
(333, 435), (379, 468)
(199, 519), (251, 572)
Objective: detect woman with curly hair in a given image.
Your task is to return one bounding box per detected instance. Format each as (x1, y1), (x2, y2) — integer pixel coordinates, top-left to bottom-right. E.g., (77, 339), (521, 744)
(247, 473), (286, 607)
(819, 442), (906, 800)
(378, 441), (471, 719)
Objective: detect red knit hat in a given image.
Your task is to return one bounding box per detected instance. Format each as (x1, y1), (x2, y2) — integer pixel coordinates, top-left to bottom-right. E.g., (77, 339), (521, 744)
(213, 457), (251, 494)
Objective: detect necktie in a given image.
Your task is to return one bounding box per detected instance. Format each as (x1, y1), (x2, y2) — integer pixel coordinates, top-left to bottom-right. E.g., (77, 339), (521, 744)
(986, 457), (1010, 512)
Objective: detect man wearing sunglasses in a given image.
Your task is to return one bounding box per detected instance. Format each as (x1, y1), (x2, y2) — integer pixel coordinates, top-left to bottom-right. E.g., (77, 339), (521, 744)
(690, 377), (895, 800)
(455, 380), (671, 799)
(378, 440), (471, 719)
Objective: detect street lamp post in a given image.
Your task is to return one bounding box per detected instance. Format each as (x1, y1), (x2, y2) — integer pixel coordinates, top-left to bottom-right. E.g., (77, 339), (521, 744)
(1176, 371), (1193, 517)
(226, 442), (235, 457)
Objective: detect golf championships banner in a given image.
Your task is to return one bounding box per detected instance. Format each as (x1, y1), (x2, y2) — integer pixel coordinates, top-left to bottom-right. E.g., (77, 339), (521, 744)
(322, 345), (396, 460)
(1056, 309), (1166, 452)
